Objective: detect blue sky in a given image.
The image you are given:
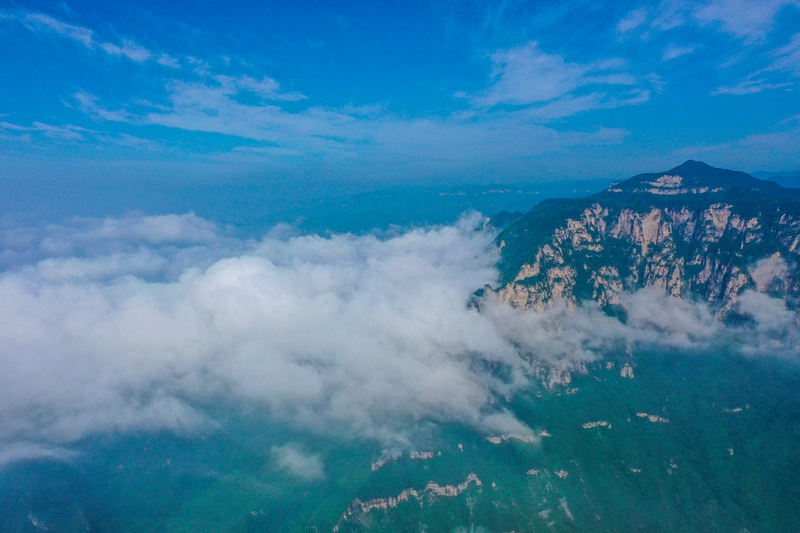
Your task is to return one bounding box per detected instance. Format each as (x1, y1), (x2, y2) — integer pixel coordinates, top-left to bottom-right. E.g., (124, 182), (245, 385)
(1, 0), (800, 186)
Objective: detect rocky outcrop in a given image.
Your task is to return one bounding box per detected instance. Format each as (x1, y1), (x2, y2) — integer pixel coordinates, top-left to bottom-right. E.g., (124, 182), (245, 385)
(490, 161), (800, 316)
(636, 412), (669, 423)
(486, 431), (548, 444)
(333, 474), (482, 531)
(371, 452), (401, 472)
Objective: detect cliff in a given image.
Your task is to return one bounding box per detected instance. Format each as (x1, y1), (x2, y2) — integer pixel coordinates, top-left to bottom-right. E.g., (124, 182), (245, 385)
(488, 161), (800, 317)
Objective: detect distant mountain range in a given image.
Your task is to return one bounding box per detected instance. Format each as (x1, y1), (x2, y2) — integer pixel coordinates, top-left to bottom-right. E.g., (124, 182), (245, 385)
(752, 170), (800, 188)
(486, 160), (800, 318)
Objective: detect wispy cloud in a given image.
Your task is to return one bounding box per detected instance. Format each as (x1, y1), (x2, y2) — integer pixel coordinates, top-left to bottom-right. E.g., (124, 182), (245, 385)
(650, 0), (691, 32)
(472, 42), (643, 111)
(141, 79), (359, 150)
(615, 1), (689, 38)
(674, 120), (800, 169)
(218, 75), (307, 102)
(618, 0), (798, 41)
(518, 91), (650, 122)
(617, 7), (650, 34)
(712, 32), (800, 95)
(96, 39), (152, 62)
(0, 121), (94, 141)
(73, 91), (135, 122)
(0, 7), (650, 174)
(73, 73), (307, 129)
(694, 0), (798, 42)
(475, 42), (588, 106)
(2, 10), (177, 65)
(0, 442), (77, 467)
(3, 4), (667, 186)
(712, 78), (791, 95)
(69, 74), (630, 168)
(0, 118), (168, 152)
(662, 43), (695, 61)
(769, 32), (800, 75)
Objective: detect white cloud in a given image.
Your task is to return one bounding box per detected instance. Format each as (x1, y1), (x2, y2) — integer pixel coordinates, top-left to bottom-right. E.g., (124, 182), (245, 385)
(475, 42), (587, 106)
(694, 0), (798, 41)
(651, 0), (692, 31)
(519, 92), (649, 122)
(3, 13), (640, 165)
(0, 442), (77, 467)
(99, 39), (152, 62)
(272, 444), (325, 481)
(769, 32), (800, 75)
(219, 75), (307, 102)
(38, 212), (220, 249)
(35, 251), (167, 282)
(618, 0), (797, 41)
(711, 32), (800, 96)
(617, 7), (650, 33)
(472, 42), (641, 109)
(157, 54), (180, 68)
(712, 78), (791, 95)
(23, 12), (94, 46)
(0, 214), (531, 450)
(3, 10), (178, 65)
(621, 289), (720, 348)
(750, 254), (789, 292)
(71, 77), (630, 167)
(0, 212), (232, 274)
(616, 1), (691, 38)
(137, 79), (362, 153)
(74, 90), (135, 122)
(662, 43), (695, 61)
(0, 121), (94, 141)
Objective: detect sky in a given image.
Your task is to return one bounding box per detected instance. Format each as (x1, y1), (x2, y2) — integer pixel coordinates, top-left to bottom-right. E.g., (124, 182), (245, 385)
(1, 0), (800, 188)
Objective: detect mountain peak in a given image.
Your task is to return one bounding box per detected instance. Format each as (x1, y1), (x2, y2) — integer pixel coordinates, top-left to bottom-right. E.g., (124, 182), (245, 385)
(668, 160), (713, 173)
(603, 161), (785, 197)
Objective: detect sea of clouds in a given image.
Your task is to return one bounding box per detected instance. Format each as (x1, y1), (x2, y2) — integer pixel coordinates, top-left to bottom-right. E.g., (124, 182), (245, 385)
(0, 212), (796, 463)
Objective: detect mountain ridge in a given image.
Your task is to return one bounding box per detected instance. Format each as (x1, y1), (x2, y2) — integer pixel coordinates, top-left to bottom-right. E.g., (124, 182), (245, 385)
(608, 160), (787, 194)
(488, 161), (800, 318)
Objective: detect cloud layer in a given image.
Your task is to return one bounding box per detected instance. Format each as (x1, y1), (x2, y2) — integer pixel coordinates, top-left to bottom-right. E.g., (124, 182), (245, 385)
(0, 213), (796, 462)
(0, 214), (530, 452)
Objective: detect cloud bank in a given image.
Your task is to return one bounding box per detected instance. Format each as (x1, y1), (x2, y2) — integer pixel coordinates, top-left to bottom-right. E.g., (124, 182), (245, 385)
(0, 213), (528, 452)
(0, 213), (796, 462)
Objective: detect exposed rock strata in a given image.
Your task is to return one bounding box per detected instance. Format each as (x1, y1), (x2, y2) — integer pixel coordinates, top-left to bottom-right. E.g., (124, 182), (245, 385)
(636, 412), (669, 423)
(491, 161), (800, 317)
(334, 474), (482, 531)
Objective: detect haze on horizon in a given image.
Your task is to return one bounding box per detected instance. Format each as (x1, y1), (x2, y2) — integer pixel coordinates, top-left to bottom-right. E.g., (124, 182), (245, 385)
(0, 0), (799, 190)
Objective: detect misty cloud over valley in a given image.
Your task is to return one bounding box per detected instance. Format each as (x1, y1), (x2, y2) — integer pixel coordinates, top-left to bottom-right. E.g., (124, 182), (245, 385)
(0, 213), (796, 462)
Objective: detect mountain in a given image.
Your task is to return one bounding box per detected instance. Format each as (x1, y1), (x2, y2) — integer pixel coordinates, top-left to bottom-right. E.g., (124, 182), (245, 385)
(752, 170), (800, 189)
(488, 161), (800, 316)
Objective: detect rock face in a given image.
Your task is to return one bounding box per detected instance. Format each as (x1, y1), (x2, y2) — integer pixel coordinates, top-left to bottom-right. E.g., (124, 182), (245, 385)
(334, 474), (482, 531)
(490, 161), (800, 316)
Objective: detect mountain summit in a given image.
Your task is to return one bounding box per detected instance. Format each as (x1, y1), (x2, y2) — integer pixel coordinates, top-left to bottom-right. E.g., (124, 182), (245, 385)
(603, 160), (788, 197)
(489, 162), (800, 317)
